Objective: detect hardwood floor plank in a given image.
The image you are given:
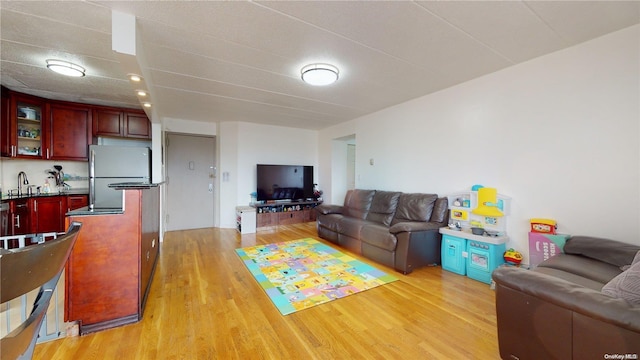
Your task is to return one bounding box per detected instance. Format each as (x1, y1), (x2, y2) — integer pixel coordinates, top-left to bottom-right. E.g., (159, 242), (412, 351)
(33, 223), (500, 359)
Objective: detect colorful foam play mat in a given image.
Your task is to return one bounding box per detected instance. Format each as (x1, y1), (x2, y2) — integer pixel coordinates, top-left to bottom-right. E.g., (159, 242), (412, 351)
(235, 238), (398, 315)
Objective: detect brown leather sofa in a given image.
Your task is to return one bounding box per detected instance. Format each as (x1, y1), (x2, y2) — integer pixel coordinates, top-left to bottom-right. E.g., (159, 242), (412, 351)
(315, 189), (448, 274)
(492, 236), (640, 359)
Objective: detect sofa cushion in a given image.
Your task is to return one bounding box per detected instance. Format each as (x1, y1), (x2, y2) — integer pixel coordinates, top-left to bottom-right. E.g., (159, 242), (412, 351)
(602, 261), (640, 305)
(337, 217), (367, 239)
(317, 213), (342, 231)
(533, 267), (610, 291)
(361, 223), (397, 251)
(366, 191), (401, 226)
(391, 193), (437, 226)
(537, 254), (622, 285)
(564, 236), (640, 268)
(430, 197), (448, 223)
(343, 189), (376, 220)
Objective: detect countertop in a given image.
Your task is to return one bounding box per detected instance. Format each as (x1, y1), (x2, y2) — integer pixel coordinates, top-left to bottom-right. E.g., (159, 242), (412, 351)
(67, 184), (158, 216)
(439, 227), (509, 245)
(1, 188), (89, 202)
(67, 206), (124, 216)
(108, 182), (159, 190)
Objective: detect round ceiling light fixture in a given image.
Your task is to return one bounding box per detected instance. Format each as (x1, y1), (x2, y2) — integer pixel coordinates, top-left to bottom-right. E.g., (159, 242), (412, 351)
(128, 74), (142, 82)
(46, 59), (85, 77)
(301, 63), (339, 86)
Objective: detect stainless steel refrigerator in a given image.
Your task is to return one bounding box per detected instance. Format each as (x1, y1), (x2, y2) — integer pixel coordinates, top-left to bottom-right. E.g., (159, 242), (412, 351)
(88, 145), (151, 210)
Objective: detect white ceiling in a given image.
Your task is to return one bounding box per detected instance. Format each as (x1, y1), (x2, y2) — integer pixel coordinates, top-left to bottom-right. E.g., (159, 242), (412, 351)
(1, 1), (638, 130)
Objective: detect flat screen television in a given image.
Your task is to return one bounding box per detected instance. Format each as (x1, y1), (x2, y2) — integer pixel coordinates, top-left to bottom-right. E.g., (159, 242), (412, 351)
(256, 164), (314, 202)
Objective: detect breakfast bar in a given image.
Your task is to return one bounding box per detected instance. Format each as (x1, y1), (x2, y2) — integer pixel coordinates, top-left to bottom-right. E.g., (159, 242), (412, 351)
(65, 184), (159, 334)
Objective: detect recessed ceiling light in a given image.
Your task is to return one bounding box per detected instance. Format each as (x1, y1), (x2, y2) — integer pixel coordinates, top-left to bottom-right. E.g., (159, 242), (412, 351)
(142, 102), (151, 108)
(301, 63), (339, 86)
(137, 90), (147, 97)
(46, 59), (85, 77)
(129, 74), (142, 82)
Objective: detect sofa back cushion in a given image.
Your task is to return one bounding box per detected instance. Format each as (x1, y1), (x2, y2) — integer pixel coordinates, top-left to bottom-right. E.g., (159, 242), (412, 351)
(343, 189), (376, 220)
(391, 193), (438, 226)
(564, 236), (640, 268)
(365, 191), (401, 226)
(430, 197), (449, 223)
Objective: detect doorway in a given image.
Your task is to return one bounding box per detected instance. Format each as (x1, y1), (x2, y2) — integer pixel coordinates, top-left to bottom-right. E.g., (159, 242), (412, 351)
(165, 133), (216, 231)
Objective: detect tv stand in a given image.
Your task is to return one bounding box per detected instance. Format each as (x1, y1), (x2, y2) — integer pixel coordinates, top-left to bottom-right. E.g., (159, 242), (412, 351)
(253, 200), (322, 229)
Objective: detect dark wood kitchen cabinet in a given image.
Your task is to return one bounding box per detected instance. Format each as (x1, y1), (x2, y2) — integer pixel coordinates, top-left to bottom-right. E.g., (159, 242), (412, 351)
(67, 194), (89, 211)
(31, 195), (67, 233)
(48, 102), (92, 161)
(9, 198), (31, 235)
(1, 86), (11, 157)
(1, 90), (91, 160)
(93, 107), (150, 139)
(1, 92), (47, 158)
(8, 195), (67, 236)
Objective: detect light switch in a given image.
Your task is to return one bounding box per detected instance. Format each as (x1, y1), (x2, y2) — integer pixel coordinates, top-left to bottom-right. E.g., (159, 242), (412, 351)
(188, 161), (195, 170)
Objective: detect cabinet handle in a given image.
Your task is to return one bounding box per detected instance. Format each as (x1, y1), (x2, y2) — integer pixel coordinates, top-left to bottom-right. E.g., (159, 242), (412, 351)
(15, 214), (20, 229)
(11, 145), (16, 157)
(46, 148), (49, 158)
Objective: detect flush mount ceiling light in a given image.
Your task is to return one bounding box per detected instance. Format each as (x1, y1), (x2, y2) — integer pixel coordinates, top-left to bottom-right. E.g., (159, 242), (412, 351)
(136, 90), (147, 97)
(128, 74), (142, 82)
(142, 102), (152, 108)
(301, 63), (339, 86)
(46, 59), (85, 77)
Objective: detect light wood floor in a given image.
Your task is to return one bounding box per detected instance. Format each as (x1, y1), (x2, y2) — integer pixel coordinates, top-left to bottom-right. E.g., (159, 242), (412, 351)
(34, 223), (500, 359)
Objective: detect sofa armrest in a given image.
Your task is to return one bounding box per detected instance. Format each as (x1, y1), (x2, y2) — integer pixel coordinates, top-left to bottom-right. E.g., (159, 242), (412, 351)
(493, 266), (640, 332)
(389, 221), (442, 234)
(315, 204), (344, 215)
(393, 223), (443, 274)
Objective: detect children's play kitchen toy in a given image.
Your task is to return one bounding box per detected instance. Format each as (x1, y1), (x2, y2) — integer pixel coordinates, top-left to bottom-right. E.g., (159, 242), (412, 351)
(440, 185), (512, 284)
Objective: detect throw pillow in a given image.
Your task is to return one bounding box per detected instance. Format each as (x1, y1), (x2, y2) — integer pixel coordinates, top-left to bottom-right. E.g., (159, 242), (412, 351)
(620, 250), (640, 271)
(602, 260), (640, 305)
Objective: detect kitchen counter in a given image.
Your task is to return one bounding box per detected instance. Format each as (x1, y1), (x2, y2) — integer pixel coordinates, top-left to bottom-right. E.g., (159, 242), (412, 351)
(66, 206), (124, 216)
(108, 182), (159, 190)
(66, 184), (158, 216)
(1, 188), (89, 202)
(65, 186), (160, 334)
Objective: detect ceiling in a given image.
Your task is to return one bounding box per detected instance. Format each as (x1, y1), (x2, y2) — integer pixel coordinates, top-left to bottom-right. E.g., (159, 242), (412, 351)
(1, 1), (638, 130)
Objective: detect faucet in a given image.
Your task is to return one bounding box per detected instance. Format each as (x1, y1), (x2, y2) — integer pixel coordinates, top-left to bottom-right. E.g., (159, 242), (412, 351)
(17, 171), (29, 196)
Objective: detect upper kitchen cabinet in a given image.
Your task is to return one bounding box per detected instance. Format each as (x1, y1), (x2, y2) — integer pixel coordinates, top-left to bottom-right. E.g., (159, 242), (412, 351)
(93, 107), (150, 139)
(124, 111), (151, 139)
(1, 92), (47, 158)
(48, 102), (92, 160)
(1, 86), (10, 157)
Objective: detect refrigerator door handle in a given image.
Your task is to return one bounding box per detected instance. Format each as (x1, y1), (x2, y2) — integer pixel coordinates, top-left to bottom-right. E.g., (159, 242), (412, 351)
(89, 148), (96, 178)
(89, 148), (95, 210)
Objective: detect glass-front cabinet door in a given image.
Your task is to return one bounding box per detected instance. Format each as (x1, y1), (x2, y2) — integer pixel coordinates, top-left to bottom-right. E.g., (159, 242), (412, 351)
(16, 101), (43, 157)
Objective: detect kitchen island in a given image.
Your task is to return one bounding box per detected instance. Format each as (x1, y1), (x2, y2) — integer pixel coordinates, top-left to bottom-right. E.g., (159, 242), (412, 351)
(65, 184), (159, 334)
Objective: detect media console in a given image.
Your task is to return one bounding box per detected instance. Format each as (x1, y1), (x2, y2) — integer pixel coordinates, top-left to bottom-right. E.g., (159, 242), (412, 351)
(253, 200), (322, 229)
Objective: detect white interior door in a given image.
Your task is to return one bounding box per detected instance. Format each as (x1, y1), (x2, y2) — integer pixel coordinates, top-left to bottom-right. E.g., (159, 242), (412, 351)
(166, 133), (216, 231)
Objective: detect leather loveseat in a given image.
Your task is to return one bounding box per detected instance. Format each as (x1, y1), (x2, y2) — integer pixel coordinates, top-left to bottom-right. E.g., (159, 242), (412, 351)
(492, 236), (640, 359)
(315, 189), (448, 274)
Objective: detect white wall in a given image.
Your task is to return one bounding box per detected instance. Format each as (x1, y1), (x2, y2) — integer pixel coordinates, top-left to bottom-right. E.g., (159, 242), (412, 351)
(319, 25), (640, 261)
(218, 122), (318, 228)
